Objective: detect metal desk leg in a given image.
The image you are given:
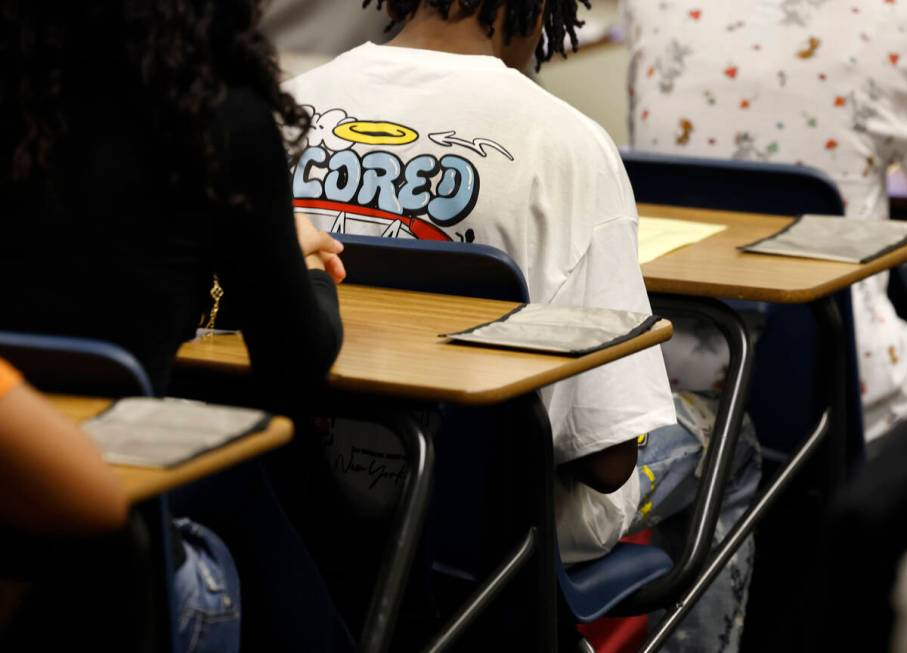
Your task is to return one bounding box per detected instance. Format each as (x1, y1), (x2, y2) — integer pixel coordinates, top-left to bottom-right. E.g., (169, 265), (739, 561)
(523, 392), (559, 653)
(360, 413), (435, 653)
(420, 393), (557, 653)
(639, 295), (847, 652)
(808, 295), (849, 492)
(423, 529), (537, 653)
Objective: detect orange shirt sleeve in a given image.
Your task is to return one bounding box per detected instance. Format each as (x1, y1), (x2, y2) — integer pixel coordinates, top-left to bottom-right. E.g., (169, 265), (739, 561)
(0, 359), (23, 399)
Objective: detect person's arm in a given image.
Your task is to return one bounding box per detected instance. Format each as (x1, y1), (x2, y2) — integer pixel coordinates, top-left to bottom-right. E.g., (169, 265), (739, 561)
(561, 438), (639, 494)
(0, 380), (128, 535)
(545, 216), (676, 494)
(213, 89), (344, 407)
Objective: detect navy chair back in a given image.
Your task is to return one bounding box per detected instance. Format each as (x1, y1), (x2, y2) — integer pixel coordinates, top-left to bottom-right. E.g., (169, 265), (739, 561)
(622, 151), (846, 216)
(622, 151), (863, 461)
(336, 235), (530, 302)
(0, 331), (153, 398)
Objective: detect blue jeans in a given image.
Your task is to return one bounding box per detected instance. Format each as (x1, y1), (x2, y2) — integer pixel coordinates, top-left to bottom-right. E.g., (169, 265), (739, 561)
(173, 519), (241, 653)
(632, 392), (762, 653)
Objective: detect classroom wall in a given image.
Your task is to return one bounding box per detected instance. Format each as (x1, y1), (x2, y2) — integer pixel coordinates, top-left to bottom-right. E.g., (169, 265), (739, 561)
(536, 0), (630, 147)
(277, 0), (631, 146)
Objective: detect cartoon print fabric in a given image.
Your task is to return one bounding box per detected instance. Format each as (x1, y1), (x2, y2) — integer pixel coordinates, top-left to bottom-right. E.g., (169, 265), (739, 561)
(624, 0), (907, 441)
(284, 42), (676, 562)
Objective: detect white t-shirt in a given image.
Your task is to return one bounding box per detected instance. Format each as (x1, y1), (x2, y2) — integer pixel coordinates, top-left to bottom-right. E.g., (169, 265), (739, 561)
(283, 42), (676, 563)
(623, 0), (907, 441)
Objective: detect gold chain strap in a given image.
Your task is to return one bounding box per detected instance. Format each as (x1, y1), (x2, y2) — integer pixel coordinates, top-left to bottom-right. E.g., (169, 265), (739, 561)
(203, 275), (224, 335)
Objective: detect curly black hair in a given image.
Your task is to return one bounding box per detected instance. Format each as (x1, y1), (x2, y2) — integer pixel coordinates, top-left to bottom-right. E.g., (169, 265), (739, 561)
(363, 0), (591, 69)
(0, 0), (308, 188)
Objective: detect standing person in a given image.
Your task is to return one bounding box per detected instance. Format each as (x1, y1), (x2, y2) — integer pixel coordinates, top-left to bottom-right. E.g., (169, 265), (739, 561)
(282, 0), (760, 649)
(623, 4), (907, 650)
(623, 0), (907, 445)
(0, 1), (350, 650)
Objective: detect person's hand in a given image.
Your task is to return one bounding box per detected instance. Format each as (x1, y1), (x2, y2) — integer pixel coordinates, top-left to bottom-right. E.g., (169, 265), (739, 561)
(295, 214), (346, 284)
(313, 250), (346, 284)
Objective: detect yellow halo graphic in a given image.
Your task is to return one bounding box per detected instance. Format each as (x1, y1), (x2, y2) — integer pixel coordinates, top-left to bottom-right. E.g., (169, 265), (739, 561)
(333, 121), (419, 146)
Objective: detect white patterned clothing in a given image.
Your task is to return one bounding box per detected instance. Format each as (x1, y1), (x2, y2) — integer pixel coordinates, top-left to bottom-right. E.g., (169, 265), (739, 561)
(623, 0), (907, 441)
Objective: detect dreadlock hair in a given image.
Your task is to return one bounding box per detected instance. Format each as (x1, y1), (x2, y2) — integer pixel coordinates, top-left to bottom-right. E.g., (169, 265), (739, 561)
(0, 0), (309, 194)
(363, 0), (592, 69)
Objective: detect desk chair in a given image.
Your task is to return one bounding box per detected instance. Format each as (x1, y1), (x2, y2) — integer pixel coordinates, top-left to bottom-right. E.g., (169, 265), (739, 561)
(621, 151), (863, 651)
(624, 151), (864, 458)
(335, 236), (551, 652)
(335, 235), (736, 653)
(0, 331), (176, 653)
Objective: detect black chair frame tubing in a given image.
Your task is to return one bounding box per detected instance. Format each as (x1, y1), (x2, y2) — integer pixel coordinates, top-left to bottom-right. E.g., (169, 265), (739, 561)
(618, 295), (754, 613)
(637, 295), (848, 652)
(352, 410), (435, 653)
(420, 393), (558, 653)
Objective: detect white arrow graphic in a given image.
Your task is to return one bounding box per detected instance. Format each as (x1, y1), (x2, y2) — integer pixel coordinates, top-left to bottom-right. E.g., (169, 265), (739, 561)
(428, 130), (514, 161)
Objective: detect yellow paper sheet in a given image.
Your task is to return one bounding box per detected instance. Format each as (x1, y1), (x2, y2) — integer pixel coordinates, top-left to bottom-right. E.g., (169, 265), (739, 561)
(638, 216), (727, 264)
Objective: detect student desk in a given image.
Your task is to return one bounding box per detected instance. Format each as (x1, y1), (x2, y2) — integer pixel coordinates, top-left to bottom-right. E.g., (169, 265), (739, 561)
(177, 284), (673, 653)
(47, 395), (293, 503)
(47, 394), (293, 653)
(640, 203), (907, 302)
(635, 203), (907, 651)
(179, 285), (672, 404)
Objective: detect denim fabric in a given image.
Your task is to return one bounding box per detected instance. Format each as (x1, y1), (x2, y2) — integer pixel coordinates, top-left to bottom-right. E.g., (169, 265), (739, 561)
(173, 519), (241, 653)
(632, 392), (762, 653)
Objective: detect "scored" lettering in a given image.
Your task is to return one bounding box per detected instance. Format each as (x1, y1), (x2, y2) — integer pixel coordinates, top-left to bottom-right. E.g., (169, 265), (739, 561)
(293, 146), (480, 228)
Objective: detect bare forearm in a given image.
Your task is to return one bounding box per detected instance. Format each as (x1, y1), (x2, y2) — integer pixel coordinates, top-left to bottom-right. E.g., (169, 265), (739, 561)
(561, 438), (639, 494)
(0, 385), (129, 535)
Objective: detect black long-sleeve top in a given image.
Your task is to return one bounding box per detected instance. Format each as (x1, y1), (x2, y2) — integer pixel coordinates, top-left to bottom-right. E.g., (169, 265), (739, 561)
(0, 86), (342, 399)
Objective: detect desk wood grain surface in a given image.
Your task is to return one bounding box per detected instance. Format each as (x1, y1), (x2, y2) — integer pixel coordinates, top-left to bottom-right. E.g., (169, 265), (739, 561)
(639, 203), (907, 303)
(48, 395), (293, 503)
(178, 285), (673, 406)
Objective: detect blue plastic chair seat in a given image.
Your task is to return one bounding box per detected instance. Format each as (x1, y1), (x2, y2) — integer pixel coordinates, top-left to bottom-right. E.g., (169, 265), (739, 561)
(558, 542), (674, 624)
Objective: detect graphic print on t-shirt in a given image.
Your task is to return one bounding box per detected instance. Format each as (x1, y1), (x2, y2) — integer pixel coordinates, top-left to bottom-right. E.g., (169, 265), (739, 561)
(291, 105), (514, 242)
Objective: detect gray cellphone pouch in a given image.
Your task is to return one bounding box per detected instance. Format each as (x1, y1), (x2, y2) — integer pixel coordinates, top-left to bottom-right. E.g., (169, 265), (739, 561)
(441, 303), (661, 356)
(739, 214), (907, 264)
(84, 397), (270, 468)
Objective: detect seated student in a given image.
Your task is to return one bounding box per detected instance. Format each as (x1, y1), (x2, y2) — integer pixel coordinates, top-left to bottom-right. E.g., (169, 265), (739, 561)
(0, 358), (238, 653)
(0, 1), (351, 650)
(282, 0), (760, 649)
(623, 0), (907, 445)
